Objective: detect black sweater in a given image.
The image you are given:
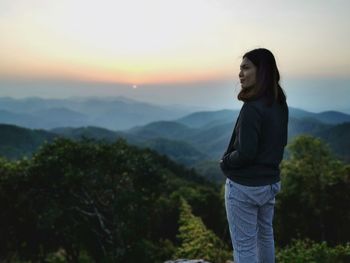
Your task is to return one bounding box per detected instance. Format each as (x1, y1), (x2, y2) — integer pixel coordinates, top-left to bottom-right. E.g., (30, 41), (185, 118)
(220, 96), (289, 186)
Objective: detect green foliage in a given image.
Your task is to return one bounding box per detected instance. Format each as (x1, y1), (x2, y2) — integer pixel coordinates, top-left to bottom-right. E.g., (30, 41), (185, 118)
(3, 133), (350, 262)
(276, 135), (350, 245)
(170, 184), (227, 240)
(174, 198), (231, 263)
(0, 138), (225, 262)
(276, 239), (350, 263)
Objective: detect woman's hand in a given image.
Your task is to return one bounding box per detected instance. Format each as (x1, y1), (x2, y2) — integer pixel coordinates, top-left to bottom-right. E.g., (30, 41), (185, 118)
(219, 158), (228, 172)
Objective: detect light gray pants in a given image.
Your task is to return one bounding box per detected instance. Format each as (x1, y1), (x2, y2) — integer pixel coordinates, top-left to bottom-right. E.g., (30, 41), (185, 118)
(225, 178), (281, 263)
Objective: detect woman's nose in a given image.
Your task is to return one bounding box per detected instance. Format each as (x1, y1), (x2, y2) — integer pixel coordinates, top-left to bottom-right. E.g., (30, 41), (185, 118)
(239, 70), (243, 78)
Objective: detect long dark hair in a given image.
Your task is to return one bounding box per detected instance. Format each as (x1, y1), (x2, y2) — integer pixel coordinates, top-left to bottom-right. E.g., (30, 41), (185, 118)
(238, 48), (287, 106)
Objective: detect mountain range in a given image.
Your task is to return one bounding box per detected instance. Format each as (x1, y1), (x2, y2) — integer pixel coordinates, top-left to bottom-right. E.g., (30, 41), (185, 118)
(0, 96), (195, 130)
(1, 97), (350, 131)
(1, 96), (349, 183)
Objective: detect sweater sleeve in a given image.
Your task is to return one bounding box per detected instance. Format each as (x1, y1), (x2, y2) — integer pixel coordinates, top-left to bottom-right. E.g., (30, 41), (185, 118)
(222, 103), (262, 169)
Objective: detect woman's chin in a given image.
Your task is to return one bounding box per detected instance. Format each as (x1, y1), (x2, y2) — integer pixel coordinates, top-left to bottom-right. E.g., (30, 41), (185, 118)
(241, 84), (254, 90)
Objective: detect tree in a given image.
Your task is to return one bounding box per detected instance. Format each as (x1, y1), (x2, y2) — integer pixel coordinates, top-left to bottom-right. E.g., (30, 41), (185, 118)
(0, 138), (227, 262)
(174, 197), (231, 263)
(275, 135), (350, 245)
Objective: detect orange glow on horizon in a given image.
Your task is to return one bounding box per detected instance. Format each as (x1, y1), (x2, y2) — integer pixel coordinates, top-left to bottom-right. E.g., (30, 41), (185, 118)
(0, 60), (233, 86)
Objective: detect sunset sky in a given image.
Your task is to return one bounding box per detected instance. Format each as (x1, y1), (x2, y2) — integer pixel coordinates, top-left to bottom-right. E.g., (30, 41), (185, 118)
(1, 0), (350, 112)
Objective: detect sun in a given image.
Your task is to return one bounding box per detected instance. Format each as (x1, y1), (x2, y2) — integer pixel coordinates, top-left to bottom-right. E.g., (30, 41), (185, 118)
(132, 84), (138, 89)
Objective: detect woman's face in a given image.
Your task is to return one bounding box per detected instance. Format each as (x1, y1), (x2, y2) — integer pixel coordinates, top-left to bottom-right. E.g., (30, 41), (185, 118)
(239, 57), (257, 90)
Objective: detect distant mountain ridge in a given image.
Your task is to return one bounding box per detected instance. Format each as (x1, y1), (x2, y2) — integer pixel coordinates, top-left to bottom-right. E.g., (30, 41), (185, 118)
(0, 96), (194, 130)
(127, 121), (195, 140)
(1, 97), (350, 132)
(176, 109), (239, 128)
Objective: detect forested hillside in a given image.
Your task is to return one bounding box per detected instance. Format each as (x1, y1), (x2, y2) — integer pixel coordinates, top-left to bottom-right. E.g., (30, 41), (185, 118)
(1, 136), (349, 262)
(0, 138), (226, 262)
(0, 124), (55, 159)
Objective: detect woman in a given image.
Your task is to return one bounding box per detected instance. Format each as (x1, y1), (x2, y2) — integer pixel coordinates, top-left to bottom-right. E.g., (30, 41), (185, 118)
(220, 48), (288, 263)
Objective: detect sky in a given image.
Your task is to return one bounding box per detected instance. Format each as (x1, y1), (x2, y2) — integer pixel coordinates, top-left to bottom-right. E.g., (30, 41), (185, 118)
(1, 0), (350, 113)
